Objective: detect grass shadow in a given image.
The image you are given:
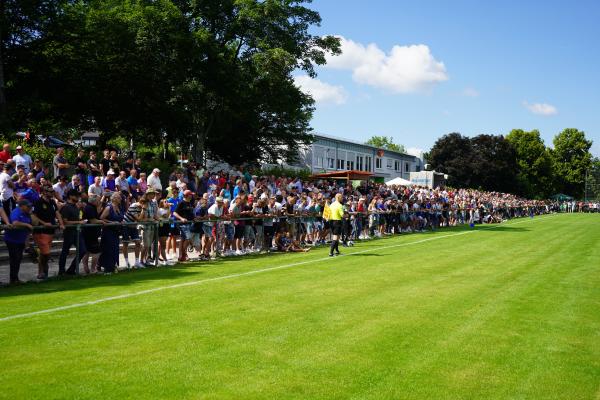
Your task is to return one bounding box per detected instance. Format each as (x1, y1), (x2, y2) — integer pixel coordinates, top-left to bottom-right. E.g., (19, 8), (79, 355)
(0, 219), (535, 298)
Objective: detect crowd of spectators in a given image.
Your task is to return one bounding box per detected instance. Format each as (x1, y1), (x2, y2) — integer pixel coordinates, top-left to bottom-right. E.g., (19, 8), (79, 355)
(0, 143), (593, 285)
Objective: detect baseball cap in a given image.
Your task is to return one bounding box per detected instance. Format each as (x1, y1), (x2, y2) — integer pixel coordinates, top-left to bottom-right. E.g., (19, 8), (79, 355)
(16, 145), (23, 150)
(107, 169), (115, 175)
(183, 190), (193, 197)
(216, 196), (224, 202)
(145, 188), (157, 194)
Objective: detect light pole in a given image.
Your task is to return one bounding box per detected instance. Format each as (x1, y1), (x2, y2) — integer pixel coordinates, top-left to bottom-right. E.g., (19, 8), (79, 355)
(162, 130), (167, 160)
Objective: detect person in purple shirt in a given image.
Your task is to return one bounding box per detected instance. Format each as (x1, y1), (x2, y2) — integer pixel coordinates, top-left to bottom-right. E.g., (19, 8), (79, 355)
(101, 170), (117, 192)
(5, 199), (33, 284)
(19, 186), (40, 204)
(35, 165), (50, 183)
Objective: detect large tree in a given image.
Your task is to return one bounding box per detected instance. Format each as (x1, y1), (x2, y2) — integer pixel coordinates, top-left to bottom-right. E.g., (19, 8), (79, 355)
(551, 128), (593, 198)
(470, 134), (518, 193)
(0, 0), (65, 131)
(365, 135), (406, 153)
(1, 0), (340, 164)
(427, 132), (475, 188)
(506, 129), (554, 198)
(428, 132), (518, 192)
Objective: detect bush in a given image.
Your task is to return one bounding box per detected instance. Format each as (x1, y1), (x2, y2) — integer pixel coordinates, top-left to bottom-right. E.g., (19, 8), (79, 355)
(258, 165), (312, 180)
(0, 139), (78, 165)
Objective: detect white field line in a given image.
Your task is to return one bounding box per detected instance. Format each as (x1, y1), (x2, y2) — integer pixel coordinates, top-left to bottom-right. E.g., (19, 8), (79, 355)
(0, 214), (554, 323)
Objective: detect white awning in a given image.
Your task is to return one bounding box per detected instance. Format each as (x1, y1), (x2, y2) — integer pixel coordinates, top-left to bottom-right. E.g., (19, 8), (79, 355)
(385, 177), (415, 186)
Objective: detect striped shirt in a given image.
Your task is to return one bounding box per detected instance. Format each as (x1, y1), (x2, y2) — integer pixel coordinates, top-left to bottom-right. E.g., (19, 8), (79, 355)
(124, 202), (142, 223)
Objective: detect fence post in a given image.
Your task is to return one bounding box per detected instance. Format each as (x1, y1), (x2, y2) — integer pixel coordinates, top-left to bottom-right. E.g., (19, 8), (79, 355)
(75, 223), (81, 275)
(154, 221), (159, 266)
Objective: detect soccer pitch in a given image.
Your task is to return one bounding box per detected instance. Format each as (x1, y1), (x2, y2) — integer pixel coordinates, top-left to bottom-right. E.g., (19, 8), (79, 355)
(1, 213), (599, 399)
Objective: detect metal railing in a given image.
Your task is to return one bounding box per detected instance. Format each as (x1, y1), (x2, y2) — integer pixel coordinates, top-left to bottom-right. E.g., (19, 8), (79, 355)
(0, 205), (558, 281)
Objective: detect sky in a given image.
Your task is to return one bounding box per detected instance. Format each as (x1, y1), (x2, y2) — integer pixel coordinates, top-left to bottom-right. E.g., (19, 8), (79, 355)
(294, 0), (600, 157)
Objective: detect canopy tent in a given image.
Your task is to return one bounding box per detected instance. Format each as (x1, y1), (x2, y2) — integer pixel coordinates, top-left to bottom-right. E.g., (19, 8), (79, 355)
(310, 170), (374, 181)
(385, 177), (415, 186)
(550, 193), (574, 201)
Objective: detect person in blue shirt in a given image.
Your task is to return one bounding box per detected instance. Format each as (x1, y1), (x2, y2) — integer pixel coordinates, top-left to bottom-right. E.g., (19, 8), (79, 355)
(233, 180), (243, 198)
(5, 199), (33, 284)
(166, 187), (182, 256)
(126, 169), (139, 198)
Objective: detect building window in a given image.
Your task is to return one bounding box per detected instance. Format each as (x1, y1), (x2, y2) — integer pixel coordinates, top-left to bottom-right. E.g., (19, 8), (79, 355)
(386, 158), (393, 169)
(336, 151), (346, 170)
(366, 156), (372, 172)
(375, 157), (382, 169)
(356, 155), (363, 171)
(405, 162), (410, 172)
(314, 146), (325, 168)
(394, 160), (400, 171)
(346, 160), (354, 170)
(327, 157), (335, 169)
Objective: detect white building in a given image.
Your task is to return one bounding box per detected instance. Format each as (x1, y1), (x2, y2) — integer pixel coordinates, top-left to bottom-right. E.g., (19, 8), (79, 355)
(299, 133), (422, 181)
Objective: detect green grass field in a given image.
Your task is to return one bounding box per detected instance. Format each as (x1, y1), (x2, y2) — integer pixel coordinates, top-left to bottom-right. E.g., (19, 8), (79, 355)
(1, 213), (599, 399)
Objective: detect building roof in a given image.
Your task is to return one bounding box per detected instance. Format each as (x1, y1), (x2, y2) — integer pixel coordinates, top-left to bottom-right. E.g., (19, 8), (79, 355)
(313, 133), (417, 160)
(81, 131), (101, 139)
(310, 170), (374, 181)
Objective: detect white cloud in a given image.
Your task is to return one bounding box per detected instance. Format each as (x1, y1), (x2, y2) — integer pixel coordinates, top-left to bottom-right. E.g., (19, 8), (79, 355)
(294, 75), (347, 105)
(325, 36), (448, 93)
(523, 101), (558, 116)
(462, 87), (479, 97)
(406, 147), (424, 157)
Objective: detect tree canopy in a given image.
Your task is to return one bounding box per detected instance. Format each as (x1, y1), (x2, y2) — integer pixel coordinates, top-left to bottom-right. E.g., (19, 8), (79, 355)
(365, 135), (406, 153)
(0, 0), (341, 164)
(428, 129), (595, 199)
(551, 128), (592, 198)
(506, 129), (554, 198)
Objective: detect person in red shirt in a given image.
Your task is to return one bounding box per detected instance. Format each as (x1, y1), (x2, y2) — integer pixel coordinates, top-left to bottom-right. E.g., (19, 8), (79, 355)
(0, 143), (11, 163)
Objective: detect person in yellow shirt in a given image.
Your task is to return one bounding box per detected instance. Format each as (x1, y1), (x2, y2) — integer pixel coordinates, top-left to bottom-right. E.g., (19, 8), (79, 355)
(329, 193), (344, 256)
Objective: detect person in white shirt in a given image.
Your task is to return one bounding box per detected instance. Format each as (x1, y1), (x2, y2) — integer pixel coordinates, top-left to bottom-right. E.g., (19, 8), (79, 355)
(147, 168), (162, 192)
(206, 196), (224, 255)
(53, 177), (68, 202)
(88, 176), (103, 197)
(115, 171), (130, 193)
(12, 146), (33, 174)
(0, 163), (15, 215)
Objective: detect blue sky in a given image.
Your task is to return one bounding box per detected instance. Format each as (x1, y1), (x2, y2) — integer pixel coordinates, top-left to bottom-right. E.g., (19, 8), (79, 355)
(295, 0), (600, 156)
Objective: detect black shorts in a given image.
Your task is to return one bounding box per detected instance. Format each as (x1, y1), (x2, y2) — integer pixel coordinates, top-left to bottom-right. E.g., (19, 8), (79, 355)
(84, 235), (101, 254)
(121, 226), (140, 242)
(158, 223), (170, 238)
(234, 224), (244, 239)
(331, 220), (342, 235)
(169, 225), (180, 237)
